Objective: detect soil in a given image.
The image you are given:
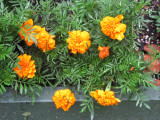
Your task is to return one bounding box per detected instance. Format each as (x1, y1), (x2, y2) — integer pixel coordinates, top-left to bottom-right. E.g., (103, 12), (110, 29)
(137, 0), (160, 50)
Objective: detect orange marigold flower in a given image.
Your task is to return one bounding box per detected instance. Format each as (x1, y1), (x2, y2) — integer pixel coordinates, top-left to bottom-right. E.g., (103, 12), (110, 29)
(66, 30), (91, 54)
(14, 54), (36, 79)
(100, 15), (127, 41)
(19, 19), (42, 46)
(52, 89), (76, 111)
(36, 28), (56, 52)
(130, 67), (134, 71)
(98, 46), (109, 60)
(90, 90), (121, 106)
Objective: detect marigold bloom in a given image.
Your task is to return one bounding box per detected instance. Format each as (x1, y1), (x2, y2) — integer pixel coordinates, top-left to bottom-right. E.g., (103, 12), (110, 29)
(130, 67), (134, 71)
(36, 28), (56, 52)
(52, 89), (76, 111)
(14, 54), (36, 79)
(19, 19), (42, 46)
(100, 15), (127, 41)
(98, 46), (109, 60)
(66, 30), (91, 54)
(90, 90), (121, 106)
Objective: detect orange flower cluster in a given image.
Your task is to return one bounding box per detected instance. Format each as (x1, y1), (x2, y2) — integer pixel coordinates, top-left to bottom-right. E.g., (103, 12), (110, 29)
(98, 46), (109, 60)
(36, 28), (56, 52)
(52, 89), (76, 111)
(19, 19), (56, 52)
(14, 54), (36, 79)
(66, 30), (91, 54)
(100, 15), (127, 41)
(90, 90), (121, 106)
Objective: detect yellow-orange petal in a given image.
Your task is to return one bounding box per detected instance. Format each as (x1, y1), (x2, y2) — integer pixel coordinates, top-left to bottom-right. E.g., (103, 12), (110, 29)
(22, 19), (33, 28)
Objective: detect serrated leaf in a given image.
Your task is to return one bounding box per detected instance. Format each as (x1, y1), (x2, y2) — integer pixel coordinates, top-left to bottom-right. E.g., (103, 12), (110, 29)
(28, 28), (36, 32)
(48, 81), (54, 87)
(1, 85), (6, 92)
(4, 82), (10, 86)
(20, 83), (23, 95)
(1, 2), (4, 10)
(35, 84), (42, 90)
(35, 92), (41, 97)
(90, 111), (94, 120)
(21, 29), (24, 36)
(24, 84), (27, 94)
(31, 33), (38, 35)
(150, 15), (159, 19)
(136, 99), (139, 106)
(0, 88), (3, 94)
(31, 35), (37, 45)
(29, 85), (34, 92)
(32, 94), (35, 104)
(23, 24), (32, 29)
(15, 82), (18, 91)
(28, 34), (31, 42)
(80, 106), (87, 113)
(15, 62), (21, 70)
(24, 32), (27, 39)
(17, 44), (24, 53)
(144, 103), (150, 109)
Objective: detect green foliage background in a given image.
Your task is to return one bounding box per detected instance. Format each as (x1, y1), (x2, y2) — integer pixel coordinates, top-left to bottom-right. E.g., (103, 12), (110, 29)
(0, 0), (156, 116)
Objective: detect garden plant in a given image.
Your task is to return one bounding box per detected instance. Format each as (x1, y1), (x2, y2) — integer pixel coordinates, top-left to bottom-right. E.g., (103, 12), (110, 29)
(0, 0), (159, 119)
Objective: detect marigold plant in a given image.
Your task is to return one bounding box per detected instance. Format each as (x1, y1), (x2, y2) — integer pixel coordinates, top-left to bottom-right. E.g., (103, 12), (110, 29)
(66, 30), (91, 54)
(100, 15), (127, 41)
(52, 89), (76, 111)
(19, 19), (56, 52)
(14, 54), (36, 79)
(98, 46), (109, 60)
(90, 90), (121, 106)
(1, 0), (155, 118)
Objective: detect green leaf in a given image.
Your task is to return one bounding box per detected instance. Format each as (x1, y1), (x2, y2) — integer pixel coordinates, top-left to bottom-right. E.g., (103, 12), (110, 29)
(15, 62), (21, 70)
(17, 44), (24, 53)
(31, 35), (37, 45)
(136, 99), (140, 106)
(28, 34), (31, 42)
(0, 88), (3, 94)
(47, 81), (54, 87)
(1, 2), (4, 10)
(20, 83), (23, 95)
(35, 84), (42, 90)
(28, 28), (36, 32)
(32, 93), (35, 104)
(80, 106), (87, 113)
(1, 85), (6, 92)
(143, 103), (150, 109)
(29, 85), (34, 92)
(4, 82), (10, 86)
(21, 29), (24, 36)
(35, 92), (41, 97)
(15, 82), (18, 91)
(24, 32), (27, 39)
(24, 84), (28, 94)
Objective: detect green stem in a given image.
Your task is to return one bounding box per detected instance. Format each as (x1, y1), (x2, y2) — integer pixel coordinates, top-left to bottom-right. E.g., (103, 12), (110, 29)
(105, 80), (112, 91)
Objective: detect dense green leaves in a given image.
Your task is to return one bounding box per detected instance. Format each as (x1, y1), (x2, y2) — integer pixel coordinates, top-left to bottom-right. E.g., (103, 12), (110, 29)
(0, 0), (155, 117)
